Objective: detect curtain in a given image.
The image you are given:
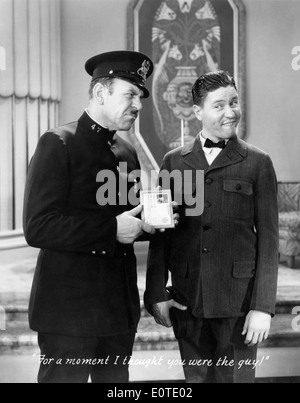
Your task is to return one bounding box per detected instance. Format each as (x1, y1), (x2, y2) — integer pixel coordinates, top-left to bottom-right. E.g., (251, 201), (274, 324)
(0, 0), (61, 231)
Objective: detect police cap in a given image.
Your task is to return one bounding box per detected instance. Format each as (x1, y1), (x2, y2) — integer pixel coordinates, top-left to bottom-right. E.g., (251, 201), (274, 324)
(85, 51), (153, 98)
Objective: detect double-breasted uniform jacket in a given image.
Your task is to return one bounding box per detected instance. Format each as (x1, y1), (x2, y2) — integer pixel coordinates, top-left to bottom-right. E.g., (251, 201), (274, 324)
(23, 112), (142, 338)
(145, 135), (279, 318)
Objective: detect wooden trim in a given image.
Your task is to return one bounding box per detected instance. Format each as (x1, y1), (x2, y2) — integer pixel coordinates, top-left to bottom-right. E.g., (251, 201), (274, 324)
(0, 230), (27, 250)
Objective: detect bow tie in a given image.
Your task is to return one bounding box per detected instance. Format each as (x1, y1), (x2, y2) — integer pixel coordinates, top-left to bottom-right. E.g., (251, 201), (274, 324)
(204, 138), (227, 149)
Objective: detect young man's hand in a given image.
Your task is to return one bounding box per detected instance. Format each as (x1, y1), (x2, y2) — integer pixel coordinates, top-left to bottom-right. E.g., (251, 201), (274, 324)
(152, 300), (187, 328)
(242, 310), (271, 347)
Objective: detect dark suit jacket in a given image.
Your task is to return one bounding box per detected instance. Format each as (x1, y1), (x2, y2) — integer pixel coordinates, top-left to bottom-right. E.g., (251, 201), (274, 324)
(23, 112), (141, 337)
(144, 135), (279, 318)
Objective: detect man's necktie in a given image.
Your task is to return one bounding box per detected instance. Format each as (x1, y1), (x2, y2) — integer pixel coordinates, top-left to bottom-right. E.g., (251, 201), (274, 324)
(204, 138), (227, 149)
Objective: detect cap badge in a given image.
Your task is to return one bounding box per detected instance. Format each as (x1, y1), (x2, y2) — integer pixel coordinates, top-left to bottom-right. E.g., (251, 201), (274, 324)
(137, 60), (150, 81)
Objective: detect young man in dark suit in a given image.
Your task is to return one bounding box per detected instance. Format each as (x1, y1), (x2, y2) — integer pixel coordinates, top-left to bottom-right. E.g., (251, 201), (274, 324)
(144, 71), (279, 383)
(23, 51), (161, 383)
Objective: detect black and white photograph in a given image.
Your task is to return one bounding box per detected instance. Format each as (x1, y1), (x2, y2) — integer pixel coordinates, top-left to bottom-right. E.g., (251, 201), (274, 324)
(0, 0), (300, 387)
(141, 190), (174, 229)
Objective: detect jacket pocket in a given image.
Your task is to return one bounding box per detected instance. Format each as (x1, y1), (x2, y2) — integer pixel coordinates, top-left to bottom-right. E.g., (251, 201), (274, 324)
(230, 261), (256, 312)
(222, 178), (254, 219)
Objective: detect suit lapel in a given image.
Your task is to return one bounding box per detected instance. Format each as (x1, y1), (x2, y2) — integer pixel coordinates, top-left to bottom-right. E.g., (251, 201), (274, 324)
(207, 136), (248, 173)
(181, 136), (209, 171)
(181, 135), (248, 173)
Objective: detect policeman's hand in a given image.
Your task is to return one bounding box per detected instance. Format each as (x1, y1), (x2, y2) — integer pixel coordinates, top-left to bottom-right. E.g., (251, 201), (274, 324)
(172, 201), (180, 227)
(116, 205), (155, 244)
(152, 300), (187, 328)
(242, 310), (271, 347)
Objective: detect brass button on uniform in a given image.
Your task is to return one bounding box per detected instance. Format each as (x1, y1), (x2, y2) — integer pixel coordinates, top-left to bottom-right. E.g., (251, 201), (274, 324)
(204, 202), (212, 209)
(205, 178), (213, 185)
(202, 248), (209, 254)
(235, 184), (242, 191)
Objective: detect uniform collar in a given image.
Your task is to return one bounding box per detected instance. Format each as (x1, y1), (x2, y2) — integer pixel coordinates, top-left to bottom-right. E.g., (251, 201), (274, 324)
(80, 109), (116, 145)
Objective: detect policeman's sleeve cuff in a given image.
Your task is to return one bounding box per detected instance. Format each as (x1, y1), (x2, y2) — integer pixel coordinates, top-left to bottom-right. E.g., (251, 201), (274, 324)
(89, 217), (117, 257)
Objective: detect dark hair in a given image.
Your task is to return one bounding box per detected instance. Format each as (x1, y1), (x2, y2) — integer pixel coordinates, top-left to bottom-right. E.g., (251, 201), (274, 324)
(89, 77), (115, 99)
(192, 71), (237, 106)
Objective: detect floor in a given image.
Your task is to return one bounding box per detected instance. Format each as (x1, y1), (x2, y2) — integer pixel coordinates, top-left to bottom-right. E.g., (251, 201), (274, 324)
(0, 243), (300, 383)
(1, 244), (300, 306)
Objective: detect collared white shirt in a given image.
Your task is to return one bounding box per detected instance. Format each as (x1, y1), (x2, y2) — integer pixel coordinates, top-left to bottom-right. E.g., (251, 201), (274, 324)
(199, 133), (228, 166)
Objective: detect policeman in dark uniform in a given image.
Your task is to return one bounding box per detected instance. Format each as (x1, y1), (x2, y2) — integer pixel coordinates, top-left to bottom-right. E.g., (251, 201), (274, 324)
(23, 51), (157, 383)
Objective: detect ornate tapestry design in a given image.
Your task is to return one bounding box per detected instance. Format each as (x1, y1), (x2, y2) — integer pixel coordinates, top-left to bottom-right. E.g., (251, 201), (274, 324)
(278, 183), (300, 263)
(152, 0), (220, 149)
(128, 0), (245, 168)
(278, 183), (300, 212)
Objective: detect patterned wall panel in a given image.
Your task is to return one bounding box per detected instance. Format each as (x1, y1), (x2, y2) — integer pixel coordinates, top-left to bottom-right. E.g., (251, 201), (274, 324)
(278, 183), (300, 213)
(128, 0), (246, 170)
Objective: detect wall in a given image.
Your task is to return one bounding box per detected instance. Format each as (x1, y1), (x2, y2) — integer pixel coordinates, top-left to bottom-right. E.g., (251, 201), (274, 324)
(60, 0), (129, 123)
(60, 0), (300, 182)
(243, 0), (300, 181)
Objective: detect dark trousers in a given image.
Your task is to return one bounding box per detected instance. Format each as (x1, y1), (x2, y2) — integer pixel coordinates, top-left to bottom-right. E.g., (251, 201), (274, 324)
(177, 317), (258, 383)
(37, 331), (136, 383)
